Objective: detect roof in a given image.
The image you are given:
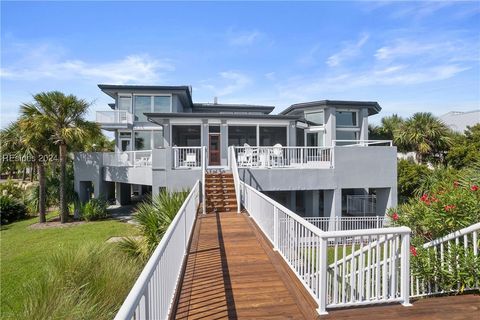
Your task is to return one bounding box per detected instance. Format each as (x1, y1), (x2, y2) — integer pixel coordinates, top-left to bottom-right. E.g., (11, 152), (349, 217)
(192, 103), (275, 114)
(98, 84), (193, 108)
(145, 112), (299, 124)
(439, 110), (480, 133)
(280, 100), (381, 116)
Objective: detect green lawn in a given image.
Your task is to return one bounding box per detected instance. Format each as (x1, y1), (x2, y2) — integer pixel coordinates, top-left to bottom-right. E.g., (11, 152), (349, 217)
(0, 214), (138, 315)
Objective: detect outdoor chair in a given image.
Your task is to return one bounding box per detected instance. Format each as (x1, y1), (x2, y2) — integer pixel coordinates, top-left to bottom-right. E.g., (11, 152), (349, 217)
(184, 153), (197, 167)
(271, 143), (284, 167)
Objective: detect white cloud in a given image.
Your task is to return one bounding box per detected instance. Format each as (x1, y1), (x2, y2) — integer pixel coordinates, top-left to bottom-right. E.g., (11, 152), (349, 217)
(1, 42), (174, 84)
(326, 33), (369, 67)
(201, 71), (252, 96)
(228, 30), (263, 46)
(265, 72), (276, 81)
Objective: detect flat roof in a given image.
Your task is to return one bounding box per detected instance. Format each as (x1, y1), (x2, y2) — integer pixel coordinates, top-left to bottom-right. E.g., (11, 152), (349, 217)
(145, 112), (298, 123)
(193, 103), (275, 114)
(280, 100), (381, 116)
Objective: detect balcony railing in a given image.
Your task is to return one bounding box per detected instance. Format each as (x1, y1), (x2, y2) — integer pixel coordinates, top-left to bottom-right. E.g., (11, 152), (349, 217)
(233, 146), (333, 169)
(96, 111), (133, 125)
(305, 216), (386, 232)
(332, 140), (392, 147)
(103, 151), (152, 167)
(346, 195), (377, 215)
(172, 147), (203, 169)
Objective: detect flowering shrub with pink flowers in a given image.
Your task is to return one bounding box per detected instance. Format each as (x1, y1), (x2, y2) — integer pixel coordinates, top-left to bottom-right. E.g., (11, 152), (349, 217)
(389, 166), (480, 293)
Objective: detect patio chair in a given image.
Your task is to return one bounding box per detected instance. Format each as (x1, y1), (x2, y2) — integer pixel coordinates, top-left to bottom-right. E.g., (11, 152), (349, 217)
(243, 143), (256, 167)
(271, 143), (284, 167)
(184, 153), (197, 167)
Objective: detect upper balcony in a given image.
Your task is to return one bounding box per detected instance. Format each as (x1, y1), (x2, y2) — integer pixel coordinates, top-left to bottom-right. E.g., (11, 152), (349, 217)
(96, 111), (133, 130)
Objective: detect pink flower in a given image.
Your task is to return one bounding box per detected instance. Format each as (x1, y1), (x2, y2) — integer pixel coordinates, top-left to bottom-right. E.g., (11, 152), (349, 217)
(471, 185), (479, 192)
(410, 246), (418, 257)
(444, 205), (456, 212)
(420, 194), (428, 202)
(391, 212), (399, 221)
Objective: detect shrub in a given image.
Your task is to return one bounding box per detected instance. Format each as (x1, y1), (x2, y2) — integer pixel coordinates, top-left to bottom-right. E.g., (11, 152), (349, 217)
(0, 180), (23, 198)
(119, 189), (189, 261)
(397, 159), (430, 203)
(0, 195), (28, 225)
(13, 243), (141, 320)
(80, 198), (108, 221)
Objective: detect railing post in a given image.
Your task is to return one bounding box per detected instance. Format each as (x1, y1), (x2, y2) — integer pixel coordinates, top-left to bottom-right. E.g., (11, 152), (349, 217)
(401, 232), (412, 307)
(317, 236), (329, 315)
(202, 147), (206, 215)
(273, 207), (278, 251)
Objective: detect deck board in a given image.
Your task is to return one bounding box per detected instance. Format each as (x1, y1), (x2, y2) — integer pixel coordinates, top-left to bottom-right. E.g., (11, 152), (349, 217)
(172, 211), (480, 320)
(172, 212), (314, 320)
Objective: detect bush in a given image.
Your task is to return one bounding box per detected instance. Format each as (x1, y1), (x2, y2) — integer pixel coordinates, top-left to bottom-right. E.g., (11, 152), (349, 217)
(80, 199), (108, 221)
(119, 189), (189, 261)
(13, 243), (141, 320)
(0, 195), (28, 225)
(0, 180), (23, 198)
(397, 159), (430, 203)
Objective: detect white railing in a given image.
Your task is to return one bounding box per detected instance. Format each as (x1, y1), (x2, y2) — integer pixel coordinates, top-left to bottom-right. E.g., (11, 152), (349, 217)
(332, 140), (393, 147)
(347, 195), (377, 215)
(201, 146), (206, 214)
(114, 181), (200, 320)
(96, 110), (133, 125)
(239, 181), (411, 314)
(305, 216), (386, 232)
(410, 222), (480, 298)
(229, 147), (241, 213)
(234, 146), (333, 169)
(103, 151), (152, 167)
(172, 147), (203, 169)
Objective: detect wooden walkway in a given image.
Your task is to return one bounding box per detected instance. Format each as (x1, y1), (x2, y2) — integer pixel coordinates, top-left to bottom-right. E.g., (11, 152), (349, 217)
(171, 212), (317, 319)
(171, 211), (480, 320)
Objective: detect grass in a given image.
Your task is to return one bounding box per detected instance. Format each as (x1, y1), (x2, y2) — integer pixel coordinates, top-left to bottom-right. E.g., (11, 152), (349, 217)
(1, 213), (139, 318)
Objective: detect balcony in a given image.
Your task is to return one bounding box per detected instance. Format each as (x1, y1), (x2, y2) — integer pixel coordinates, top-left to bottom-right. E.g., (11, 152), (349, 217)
(96, 111), (133, 129)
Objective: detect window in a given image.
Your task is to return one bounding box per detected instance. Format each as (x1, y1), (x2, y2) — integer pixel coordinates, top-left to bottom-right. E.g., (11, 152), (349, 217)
(336, 110), (357, 127)
(118, 96), (132, 112)
(134, 95), (172, 122)
(134, 131), (152, 150)
(305, 111), (324, 126)
(306, 131), (324, 147)
(335, 130), (359, 143)
(259, 126), (287, 146)
(172, 125), (201, 146)
(153, 96), (170, 113)
(134, 96), (151, 122)
(209, 126), (220, 133)
(296, 128), (304, 146)
(228, 126), (256, 146)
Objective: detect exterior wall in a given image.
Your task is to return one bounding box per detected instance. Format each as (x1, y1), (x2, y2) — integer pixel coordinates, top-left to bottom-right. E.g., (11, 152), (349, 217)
(73, 153), (110, 203)
(104, 166), (152, 185)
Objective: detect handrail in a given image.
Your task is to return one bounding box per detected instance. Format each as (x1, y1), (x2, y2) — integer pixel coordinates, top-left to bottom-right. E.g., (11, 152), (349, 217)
(239, 181), (411, 315)
(114, 181), (200, 320)
(96, 110), (133, 124)
(229, 146), (241, 213)
(423, 222), (480, 249)
(172, 147), (203, 169)
(103, 150), (152, 167)
(332, 140), (392, 147)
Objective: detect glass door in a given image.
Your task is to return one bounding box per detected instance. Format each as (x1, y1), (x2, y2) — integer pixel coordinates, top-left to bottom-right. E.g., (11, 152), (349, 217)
(209, 134), (221, 166)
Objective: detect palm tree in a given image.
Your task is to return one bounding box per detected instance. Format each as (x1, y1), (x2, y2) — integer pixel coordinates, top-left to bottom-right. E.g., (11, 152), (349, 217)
(20, 92), (100, 223)
(394, 112), (452, 164)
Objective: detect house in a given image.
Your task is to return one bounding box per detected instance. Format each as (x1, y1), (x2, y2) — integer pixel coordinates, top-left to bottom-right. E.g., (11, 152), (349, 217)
(74, 84), (397, 220)
(439, 110), (480, 133)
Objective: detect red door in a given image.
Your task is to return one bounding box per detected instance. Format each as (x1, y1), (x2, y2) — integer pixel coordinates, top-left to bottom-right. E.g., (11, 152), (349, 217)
(209, 134), (220, 165)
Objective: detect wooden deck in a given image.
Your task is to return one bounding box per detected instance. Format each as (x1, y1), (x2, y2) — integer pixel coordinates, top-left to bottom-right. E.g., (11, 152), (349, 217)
(323, 294), (480, 320)
(171, 212), (317, 319)
(171, 211), (480, 320)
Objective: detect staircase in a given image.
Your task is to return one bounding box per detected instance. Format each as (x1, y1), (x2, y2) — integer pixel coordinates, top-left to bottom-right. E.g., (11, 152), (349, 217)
(205, 171), (238, 213)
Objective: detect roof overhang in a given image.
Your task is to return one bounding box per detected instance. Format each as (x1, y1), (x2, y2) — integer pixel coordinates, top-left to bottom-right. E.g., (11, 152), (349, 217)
(280, 100), (382, 116)
(145, 112), (299, 125)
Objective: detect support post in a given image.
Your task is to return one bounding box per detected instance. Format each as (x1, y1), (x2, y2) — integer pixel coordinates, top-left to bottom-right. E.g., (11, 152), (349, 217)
(317, 237), (329, 315)
(401, 232), (412, 307)
(273, 207), (278, 251)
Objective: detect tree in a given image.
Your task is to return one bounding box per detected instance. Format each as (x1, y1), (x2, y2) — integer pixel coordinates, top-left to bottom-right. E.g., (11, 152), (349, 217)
(20, 92), (100, 223)
(394, 112), (452, 164)
(446, 124), (480, 169)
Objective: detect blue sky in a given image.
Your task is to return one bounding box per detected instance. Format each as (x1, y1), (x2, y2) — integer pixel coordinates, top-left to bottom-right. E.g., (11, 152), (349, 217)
(1, 1), (479, 128)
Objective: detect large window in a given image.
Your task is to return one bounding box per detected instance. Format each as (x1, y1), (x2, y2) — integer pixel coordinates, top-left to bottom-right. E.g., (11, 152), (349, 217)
(118, 96), (132, 112)
(133, 130), (163, 150)
(134, 95), (172, 122)
(306, 131), (325, 147)
(172, 125), (201, 146)
(134, 96), (151, 122)
(305, 111), (324, 126)
(336, 110), (358, 127)
(134, 131), (152, 150)
(259, 126), (287, 146)
(228, 126), (256, 146)
(154, 96), (170, 113)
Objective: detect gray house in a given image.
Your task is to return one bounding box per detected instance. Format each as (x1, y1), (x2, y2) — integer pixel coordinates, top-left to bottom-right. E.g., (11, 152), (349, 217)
(74, 84), (397, 219)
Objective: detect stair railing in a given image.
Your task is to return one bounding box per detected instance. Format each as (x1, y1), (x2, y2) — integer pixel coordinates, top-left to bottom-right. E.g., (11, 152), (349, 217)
(201, 146), (206, 214)
(229, 146), (241, 213)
